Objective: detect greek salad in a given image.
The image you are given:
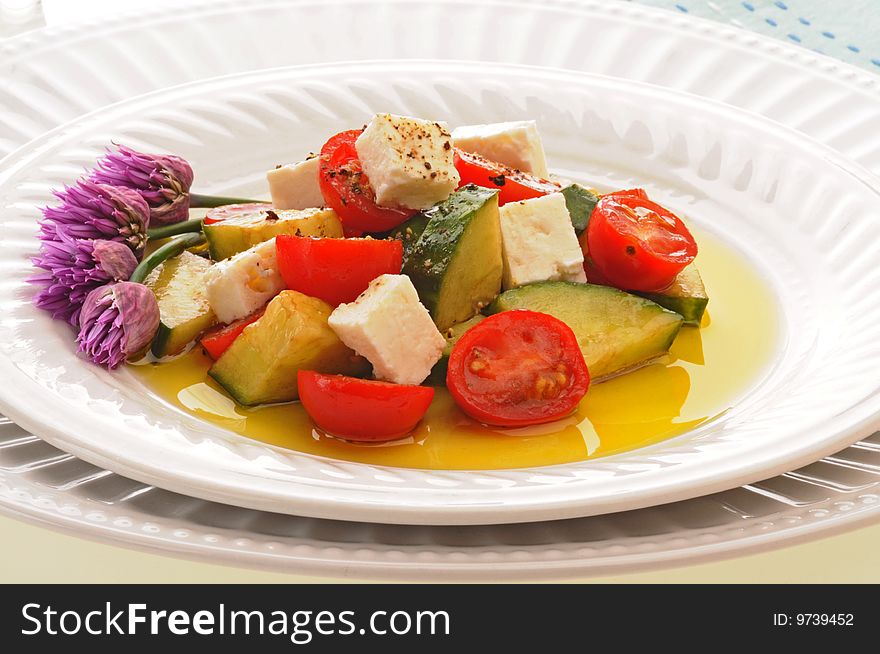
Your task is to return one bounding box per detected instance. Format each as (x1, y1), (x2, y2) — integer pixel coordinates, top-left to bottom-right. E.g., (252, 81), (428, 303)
(33, 114), (706, 442)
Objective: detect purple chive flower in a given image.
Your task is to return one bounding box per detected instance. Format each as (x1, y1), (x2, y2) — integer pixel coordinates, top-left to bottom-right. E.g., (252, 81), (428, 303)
(31, 236), (138, 326)
(40, 180), (150, 257)
(92, 144), (194, 226)
(76, 282), (159, 369)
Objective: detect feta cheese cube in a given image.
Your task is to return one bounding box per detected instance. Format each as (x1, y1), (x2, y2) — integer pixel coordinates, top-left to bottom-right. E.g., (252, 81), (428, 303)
(354, 114), (459, 210)
(499, 193), (586, 289)
(267, 155), (324, 210)
(328, 274), (445, 385)
(204, 238), (285, 324)
(452, 120), (549, 178)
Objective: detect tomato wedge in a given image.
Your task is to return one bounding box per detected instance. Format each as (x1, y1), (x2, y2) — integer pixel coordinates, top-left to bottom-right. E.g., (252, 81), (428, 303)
(200, 308), (265, 359)
(276, 235), (403, 306)
(453, 149), (559, 206)
(317, 129), (414, 233)
(446, 310), (589, 427)
(202, 202), (271, 225)
(298, 371), (434, 441)
(587, 194), (697, 292)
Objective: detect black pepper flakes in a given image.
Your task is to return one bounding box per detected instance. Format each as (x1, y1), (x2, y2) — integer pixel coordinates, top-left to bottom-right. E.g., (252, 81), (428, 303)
(488, 174), (506, 187)
(265, 210), (280, 222)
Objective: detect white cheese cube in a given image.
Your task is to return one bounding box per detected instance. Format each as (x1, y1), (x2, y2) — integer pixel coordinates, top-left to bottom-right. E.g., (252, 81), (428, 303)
(204, 238), (285, 324)
(499, 193), (586, 289)
(328, 274), (445, 385)
(452, 120), (549, 178)
(266, 155), (324, 210)
(354, 114), (459, 210)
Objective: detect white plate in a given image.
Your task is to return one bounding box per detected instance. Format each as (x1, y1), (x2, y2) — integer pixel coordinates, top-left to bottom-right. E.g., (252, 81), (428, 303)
(3, 0), (880, 170)
(1, 60), (879, 525)
(2, 0), (880, 571)
(3, 415), (880, 581)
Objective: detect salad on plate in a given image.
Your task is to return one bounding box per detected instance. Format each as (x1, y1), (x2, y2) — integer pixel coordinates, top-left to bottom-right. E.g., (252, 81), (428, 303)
(33, 113), (707, 444)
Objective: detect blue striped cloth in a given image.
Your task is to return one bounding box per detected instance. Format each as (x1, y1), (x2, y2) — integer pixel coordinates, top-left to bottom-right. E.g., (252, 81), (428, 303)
(633, 0), (880, 71)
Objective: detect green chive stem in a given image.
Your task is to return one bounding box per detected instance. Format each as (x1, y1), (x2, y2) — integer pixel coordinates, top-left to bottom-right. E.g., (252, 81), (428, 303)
(130, 233), (206, 284)
(147, 219), (204, 240)
(189, 192), (264, 208)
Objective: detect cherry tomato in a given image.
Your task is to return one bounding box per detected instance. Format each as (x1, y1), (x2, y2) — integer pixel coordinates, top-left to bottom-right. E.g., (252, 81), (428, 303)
(298, 371), (434, 441)
(446, 310), (589, 427)
(578, 190), (648, 285)
(203, 202), (271, 225)
(587, 194), (697, 292)
(276, 235), (403, 306)
(317, 129), (414, 233)
(200, 308), (265, 359)
(453, 149), (559, 206)
(606, 188), (648, 201)
(579, 249), (612, 286)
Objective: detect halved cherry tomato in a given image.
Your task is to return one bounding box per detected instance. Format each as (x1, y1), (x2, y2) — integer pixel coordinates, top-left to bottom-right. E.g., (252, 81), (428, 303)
(587, 194), (697, 292)
(317, 129), (414, 233)
(446, 310), (589, 427)
(606, 188), (649, 201)
(200, 308), (265, 359)
(580, 249), (612, 286)
(578, 189), (648, 285)
(453, 149), (560, 206)
(276, 235), (403, 306)
(298, 371), (434, 442)
(203, 202), (271, 225)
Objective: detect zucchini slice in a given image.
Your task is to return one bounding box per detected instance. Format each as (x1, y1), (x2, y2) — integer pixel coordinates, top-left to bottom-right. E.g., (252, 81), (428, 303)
(208, 290), (367, 406)
(559, 183), (599, 234)
(204, 207), (343, 260)
(388, 211), (431, 265)
(486, 281), (683, 380)
(402, 184), (503, 331)
(637, 266), (709, 325)
(145, 251), (217, 357)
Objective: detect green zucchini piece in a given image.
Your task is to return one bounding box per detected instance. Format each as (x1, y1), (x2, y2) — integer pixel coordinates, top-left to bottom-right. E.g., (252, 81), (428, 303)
(209, 290), (367, 406)
(387, 211), (431, 265)
(637, 266), (709, 325)
(560, 183), (599, 234)
(486, 281), (683, 380)
(204, 207), (343, 260)
(426, 314), (486, 385)
(402, 184), (503, 332)
(145, 250), (217, 357)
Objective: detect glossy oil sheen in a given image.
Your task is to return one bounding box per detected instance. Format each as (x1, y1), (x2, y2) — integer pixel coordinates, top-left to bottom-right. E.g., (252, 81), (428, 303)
(132, 229), (778, 470)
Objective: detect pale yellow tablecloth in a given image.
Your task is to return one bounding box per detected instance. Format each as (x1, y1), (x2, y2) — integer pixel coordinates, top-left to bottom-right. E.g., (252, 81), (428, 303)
(3, 513), (878, 583)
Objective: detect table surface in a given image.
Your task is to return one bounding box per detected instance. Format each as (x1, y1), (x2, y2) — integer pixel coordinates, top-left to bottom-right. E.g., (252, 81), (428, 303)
(1, 0), (878, 583)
